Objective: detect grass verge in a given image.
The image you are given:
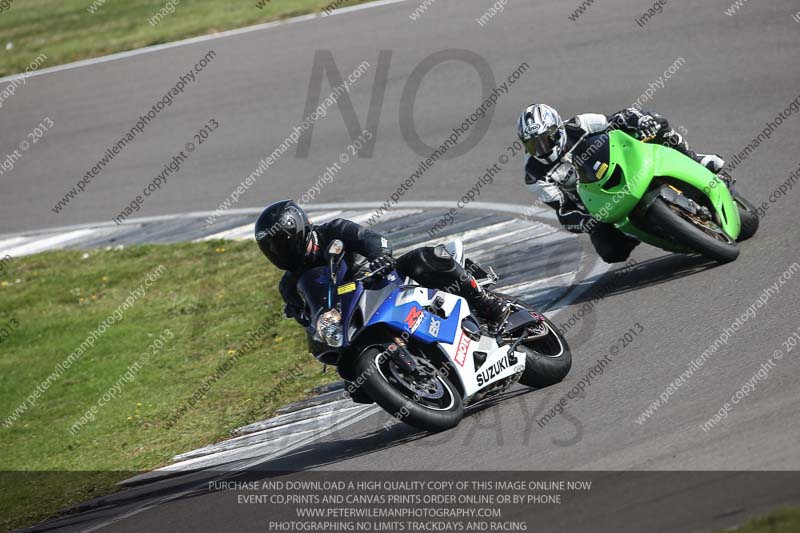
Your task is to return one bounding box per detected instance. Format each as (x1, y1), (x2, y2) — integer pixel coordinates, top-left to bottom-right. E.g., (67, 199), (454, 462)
(0, 0), (374, 77)
(718, 508), (800, 533)
(0, 241), (336, 530)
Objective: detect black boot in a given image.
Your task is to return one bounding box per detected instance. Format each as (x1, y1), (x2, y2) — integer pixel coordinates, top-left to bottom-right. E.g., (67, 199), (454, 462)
(697, 153), (726, 174)
(472, 291), (511, 329)
(448, 260), (510, 328)
(695, 153), (735, 188)
(715, 170), (736, 192)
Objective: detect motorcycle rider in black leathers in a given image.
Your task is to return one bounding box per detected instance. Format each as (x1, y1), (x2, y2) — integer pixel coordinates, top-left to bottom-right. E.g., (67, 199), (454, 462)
(518, 104), (733, 263)
(255, 200), (509, 402)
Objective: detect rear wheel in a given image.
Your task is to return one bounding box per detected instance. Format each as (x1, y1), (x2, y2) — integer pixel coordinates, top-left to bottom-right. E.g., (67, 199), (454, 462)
(516, 316), (572, 388)
(491, 293), (572, 389)
(355, 346), (463, 432)
(646, 198), (739, 264)
(733, 192), (759, 242)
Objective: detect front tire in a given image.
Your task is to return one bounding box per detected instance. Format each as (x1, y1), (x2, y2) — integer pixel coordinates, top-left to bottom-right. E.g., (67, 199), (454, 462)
(646, 198), (740, 264)
(733, 192), (759, 242)
(355, 347), (463, 432)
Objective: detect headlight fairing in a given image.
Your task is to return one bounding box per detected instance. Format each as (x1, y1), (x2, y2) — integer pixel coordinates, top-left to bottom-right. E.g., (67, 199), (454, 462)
(316, 309), (344, 347)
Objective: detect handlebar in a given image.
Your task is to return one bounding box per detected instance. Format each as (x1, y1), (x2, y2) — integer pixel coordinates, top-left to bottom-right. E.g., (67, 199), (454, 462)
(354, 264), (393, 282)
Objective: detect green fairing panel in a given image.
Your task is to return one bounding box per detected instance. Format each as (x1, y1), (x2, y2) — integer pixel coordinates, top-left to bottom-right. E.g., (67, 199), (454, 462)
(650, 142), (741, 238)
(577, 130), (740, 239)
(576, 131), (656, 224)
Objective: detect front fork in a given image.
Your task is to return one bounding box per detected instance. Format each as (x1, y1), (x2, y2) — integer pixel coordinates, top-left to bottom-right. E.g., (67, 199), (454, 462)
(640, 183), (738, 238)
(385, 336), (420, 376)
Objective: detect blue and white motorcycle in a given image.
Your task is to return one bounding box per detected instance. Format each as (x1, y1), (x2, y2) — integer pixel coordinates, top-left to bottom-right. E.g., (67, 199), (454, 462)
(297, 239), (572, 432)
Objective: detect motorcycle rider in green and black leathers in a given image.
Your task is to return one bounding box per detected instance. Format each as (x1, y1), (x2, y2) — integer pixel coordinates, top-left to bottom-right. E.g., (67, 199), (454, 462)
(255, 200), (509, 403)
(518, 104), (734, 263)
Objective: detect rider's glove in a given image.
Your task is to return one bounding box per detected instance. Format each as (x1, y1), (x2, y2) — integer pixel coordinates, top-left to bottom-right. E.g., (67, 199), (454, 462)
(368, 254), (395, 278)
(636, 116), (662, 141)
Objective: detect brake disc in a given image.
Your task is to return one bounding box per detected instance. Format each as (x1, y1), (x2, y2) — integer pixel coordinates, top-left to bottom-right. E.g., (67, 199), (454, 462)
(388, 357), (445, 400)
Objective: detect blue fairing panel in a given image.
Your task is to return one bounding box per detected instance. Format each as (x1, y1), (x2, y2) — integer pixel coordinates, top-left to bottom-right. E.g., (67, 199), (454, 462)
(367, 291), (460, 345)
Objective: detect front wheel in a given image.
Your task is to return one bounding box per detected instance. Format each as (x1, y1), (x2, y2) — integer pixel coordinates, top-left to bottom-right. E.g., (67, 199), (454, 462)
(646, 198), (740, 264)
(355, 347), (463, 432)
(733, 192), (759, 242)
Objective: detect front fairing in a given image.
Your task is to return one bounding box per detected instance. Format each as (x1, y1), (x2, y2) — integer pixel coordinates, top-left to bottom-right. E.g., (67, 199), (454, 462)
(576, 130), (657, 223)
(365, 287), (461, 346)
(298, 264), (405, 350)
(297, 263), (348, 316)
(298, 265), (465, 377)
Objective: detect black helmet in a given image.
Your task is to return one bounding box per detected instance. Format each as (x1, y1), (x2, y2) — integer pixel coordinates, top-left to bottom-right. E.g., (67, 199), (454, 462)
(254, 200), (312, 271)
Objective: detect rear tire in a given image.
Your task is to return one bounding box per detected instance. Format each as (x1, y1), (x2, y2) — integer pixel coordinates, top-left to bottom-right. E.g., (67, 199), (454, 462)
(490, 293), (572, 389)
(517, 316), (572, 388)
(355, 347), (463, 432)
(646, 198), (740, 264)
(733, 192), (759, 242)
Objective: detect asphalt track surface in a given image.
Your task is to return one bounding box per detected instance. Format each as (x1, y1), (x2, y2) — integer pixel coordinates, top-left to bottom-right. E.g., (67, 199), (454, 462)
(4, 0), (800, 531)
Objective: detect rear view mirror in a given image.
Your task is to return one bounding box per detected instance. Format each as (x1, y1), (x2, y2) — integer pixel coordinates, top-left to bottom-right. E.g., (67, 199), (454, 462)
(327, 239), (344, 263)
(327, 240), (345, 275)
(327, 240), (345, 286)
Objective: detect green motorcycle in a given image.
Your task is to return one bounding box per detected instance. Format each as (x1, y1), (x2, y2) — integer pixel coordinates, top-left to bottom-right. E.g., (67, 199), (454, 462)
(571, 130), (759, 264)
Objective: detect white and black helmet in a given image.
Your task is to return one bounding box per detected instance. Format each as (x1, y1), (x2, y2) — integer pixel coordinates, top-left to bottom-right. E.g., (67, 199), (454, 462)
(517, 103), (567, 164)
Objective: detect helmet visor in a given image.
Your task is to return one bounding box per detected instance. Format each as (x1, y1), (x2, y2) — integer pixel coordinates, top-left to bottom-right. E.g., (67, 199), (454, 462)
(263, 229), (305, 270)
(524, 126), (562, 158)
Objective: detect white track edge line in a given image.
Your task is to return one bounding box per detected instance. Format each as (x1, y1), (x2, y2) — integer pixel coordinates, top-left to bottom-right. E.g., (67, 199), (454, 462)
(0, 201), (553, 239)
(0, 0), (410, 84)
